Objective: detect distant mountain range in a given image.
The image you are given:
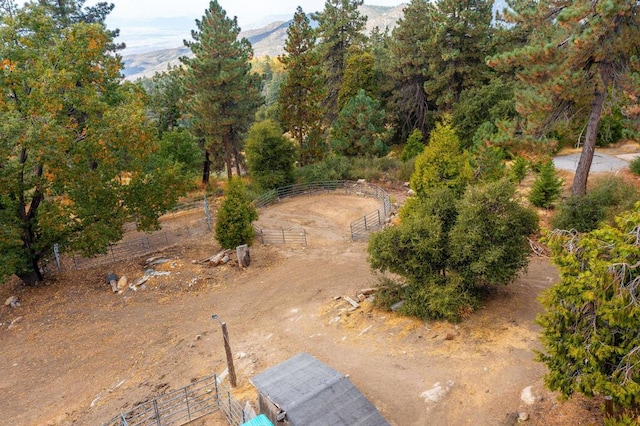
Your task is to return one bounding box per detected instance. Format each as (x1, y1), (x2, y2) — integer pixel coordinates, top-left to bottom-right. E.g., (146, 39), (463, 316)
(121, 4), (407, 81)
(121, 1), (509, 81)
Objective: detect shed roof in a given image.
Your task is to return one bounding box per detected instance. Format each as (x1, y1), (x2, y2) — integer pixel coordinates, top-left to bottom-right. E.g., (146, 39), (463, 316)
(251, 353), (389, 426)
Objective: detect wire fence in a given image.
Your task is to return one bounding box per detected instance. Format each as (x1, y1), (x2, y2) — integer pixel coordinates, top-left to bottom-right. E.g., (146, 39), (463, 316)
(59, 198), (214, 271)
(102, 373), (247, 426)
(252, 180), (392, 242)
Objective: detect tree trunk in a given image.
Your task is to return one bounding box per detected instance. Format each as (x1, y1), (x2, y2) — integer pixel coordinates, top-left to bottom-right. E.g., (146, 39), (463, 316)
(18, 269), (42, 286)
(231, 130), (242, 177)
(572, 62), (612, 196)
(223, 133), (233, 180)
(202, 150), (211, 184)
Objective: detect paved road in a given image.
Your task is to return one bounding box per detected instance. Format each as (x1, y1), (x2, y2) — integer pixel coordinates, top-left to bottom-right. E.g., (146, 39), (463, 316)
(553, 152), (638, 173)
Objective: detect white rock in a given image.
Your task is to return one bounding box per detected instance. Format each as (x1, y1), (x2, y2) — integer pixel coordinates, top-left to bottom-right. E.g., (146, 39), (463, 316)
(520, 386), (536, 405)
(420, 380), (454, 403)
(518, 412), (529, 422)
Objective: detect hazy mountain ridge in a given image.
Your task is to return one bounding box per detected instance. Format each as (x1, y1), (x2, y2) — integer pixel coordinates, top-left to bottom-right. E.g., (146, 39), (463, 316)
(121, 3), (407, 81)
(121, 1), (509, 81)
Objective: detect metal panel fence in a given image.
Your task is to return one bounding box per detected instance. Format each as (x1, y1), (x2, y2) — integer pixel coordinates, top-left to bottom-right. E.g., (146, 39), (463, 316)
(60, 199), (213, 270)
(253, 225), (307, 246)
(252, 181), (392, 242)
(103, 373), (246, 426)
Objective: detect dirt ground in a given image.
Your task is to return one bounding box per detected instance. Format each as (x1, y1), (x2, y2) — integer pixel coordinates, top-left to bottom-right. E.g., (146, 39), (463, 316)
(0, 192), (605, 426)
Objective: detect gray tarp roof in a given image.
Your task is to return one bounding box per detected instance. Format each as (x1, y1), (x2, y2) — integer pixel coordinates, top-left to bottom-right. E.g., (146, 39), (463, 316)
(251, 353), (389, 426)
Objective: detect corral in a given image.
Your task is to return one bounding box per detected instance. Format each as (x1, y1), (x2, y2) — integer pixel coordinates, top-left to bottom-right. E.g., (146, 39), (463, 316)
(0, 189), (602, 425)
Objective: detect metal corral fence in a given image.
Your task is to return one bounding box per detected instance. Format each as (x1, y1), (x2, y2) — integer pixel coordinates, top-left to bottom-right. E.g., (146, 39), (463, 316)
(102, 373), (247, 426)
(61, 197), (214, 270)
(253, 225), (308, 246)
(252, 180), (392, 242)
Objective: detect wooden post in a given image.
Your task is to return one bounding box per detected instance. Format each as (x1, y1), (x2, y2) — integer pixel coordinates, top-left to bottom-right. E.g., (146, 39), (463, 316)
(605, 395), (613, 418)
(221, 322), (237, 387)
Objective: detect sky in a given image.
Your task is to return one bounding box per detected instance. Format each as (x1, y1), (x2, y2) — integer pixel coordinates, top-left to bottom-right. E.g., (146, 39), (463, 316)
(102, 0), (403, 29)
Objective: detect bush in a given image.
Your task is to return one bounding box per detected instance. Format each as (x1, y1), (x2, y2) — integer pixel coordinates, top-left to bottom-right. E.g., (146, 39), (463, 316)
(368, 180), (537, 321)
(400, 129), (425, 161)
(539, 207), (640, 409)
(552, 176), (640, 232)
(295, 156), (353, 183)
(529, 162), (563, 208)
(510, 156), (528, 183)
(214, 178), (258, 249)
(629, 156), (640, 176)
(399, 275), (478, 322)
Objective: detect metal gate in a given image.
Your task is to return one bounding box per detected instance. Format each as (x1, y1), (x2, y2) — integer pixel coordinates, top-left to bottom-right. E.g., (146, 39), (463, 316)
(102, 373), (246, 426)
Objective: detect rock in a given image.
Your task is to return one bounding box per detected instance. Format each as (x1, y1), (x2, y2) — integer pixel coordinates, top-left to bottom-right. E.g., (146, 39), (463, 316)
(520, 386), (536, 405)
(420, 380), (454, 403)
(504, 412), (519, 425)
(5, 296), (19, 307)
(518, 412), (529, 422)
(105, 272), (117, 282)
(407, 189), (415, 196)
(391, 300), (405, 312)
(116, 276), (128, 293)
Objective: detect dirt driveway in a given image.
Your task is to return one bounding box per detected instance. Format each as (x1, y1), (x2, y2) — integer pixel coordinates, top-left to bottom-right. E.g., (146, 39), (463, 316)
(0, 193), (601, 425)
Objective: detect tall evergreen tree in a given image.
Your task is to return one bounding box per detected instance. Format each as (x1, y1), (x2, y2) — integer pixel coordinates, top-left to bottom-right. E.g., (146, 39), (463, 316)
(422, 0), (495, 111)
(338, 48), (377, 108)
(388, 0), (434, 142)
(330, 89), (390, 157)
(278, 6), (325, 165)
(491, 0), (640, 196)
(146, 66), (186, 138)
(313, 0), (367, 124)
(182, 1), (263, 181)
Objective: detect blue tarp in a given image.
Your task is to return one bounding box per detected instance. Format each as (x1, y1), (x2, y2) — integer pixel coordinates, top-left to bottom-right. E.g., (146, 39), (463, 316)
(241, 414), (274, 426)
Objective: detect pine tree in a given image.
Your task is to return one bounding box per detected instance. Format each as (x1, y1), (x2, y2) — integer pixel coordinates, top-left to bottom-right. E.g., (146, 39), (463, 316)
(529, 162), (563, 209)
(277, 6), (325, 165)
(313, 0), (367, 124)
(182, 1), (263, 181)
(410, 120), (473, 197)
(329, 89), (390, 157)
(245, 120), (297, 191)
(388, 0), (434, 141)
(491, 0), (640, 196)
(422, 0), (495, 111)
(540, 207), (640, 409)
(337, 48), (377, 109)
(400, 129), (425, 161)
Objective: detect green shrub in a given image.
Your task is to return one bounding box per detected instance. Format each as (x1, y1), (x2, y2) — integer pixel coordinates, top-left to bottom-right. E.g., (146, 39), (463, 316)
(529, 162), (563, 208)
(399, 275), (478, 322)
(510, 156), (528, 183)
(400, 129), (425, 161)
(295, 156), (352, 183)
(215, 178), (258, 249)
(629, 156), (640, 176)
(397, 158), (416, 183)
(552, 176), (640, 232)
